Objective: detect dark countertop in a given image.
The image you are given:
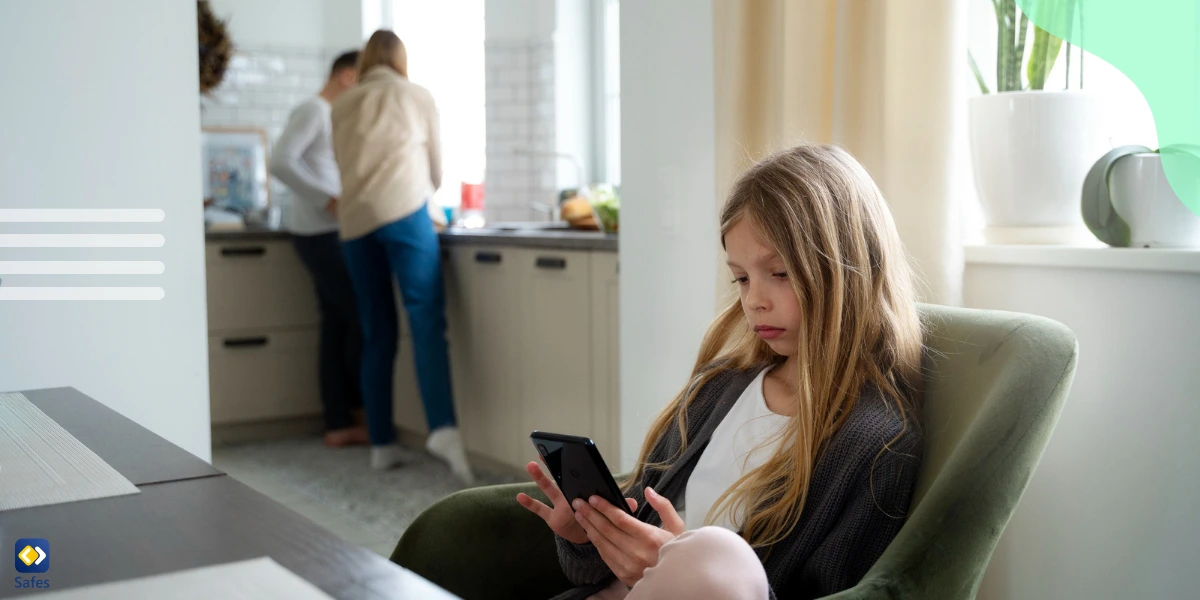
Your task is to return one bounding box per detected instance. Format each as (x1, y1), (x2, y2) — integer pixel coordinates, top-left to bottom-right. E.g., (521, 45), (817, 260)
(439, 227), (617, 251)
(19, 388), (222, 486)
(206, 225), (618, 251)
(205, 223), (292, 242)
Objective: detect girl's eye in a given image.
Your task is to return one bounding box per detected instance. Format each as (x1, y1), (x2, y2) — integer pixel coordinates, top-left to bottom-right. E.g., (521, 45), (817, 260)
(732, 276), (749, 284)
(772, 272), (788, 279)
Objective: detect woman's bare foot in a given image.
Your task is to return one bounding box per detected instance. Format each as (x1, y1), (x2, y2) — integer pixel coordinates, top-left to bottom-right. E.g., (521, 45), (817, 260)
(323, 426), (370, 448)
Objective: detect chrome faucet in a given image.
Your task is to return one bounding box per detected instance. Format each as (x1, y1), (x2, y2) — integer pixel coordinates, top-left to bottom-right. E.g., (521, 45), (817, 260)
(513, 148), (586, 222)
(530, 200), (556, 221)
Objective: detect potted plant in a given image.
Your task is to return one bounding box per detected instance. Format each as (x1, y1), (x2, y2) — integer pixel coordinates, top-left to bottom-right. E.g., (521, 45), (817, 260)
(968, 0), (1110, 243)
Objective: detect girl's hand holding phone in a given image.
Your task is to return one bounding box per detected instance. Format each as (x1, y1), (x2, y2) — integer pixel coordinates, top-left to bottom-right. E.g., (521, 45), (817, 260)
(572, 486), (685, 587)
(516, 461), (638, 546)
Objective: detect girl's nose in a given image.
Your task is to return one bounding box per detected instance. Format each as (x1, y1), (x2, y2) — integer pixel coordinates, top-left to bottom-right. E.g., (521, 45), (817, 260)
(747, 282), (771, 312)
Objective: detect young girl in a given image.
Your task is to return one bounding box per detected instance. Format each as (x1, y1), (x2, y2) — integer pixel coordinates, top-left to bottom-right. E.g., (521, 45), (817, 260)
(516, 144), (925, 600)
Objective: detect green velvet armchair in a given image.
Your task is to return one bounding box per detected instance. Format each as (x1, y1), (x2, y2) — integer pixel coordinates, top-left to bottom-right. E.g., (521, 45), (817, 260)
(392, 304), (1078, 599)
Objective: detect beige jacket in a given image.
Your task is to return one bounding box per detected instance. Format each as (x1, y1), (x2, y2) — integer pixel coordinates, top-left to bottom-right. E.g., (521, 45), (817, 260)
(330, 66), (442, 240)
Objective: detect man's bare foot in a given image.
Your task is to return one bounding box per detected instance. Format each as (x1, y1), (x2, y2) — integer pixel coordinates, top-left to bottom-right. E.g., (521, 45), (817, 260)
(324, 426), (370, 448)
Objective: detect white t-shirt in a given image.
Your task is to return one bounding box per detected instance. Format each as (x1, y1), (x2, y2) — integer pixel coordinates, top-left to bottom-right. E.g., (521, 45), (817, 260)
(270, 97), (341, 235)
(680, 367), (790, 532)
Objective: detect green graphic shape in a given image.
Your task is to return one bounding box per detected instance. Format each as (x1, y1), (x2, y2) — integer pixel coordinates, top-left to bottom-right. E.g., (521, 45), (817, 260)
(1015, 0), (1200, 217)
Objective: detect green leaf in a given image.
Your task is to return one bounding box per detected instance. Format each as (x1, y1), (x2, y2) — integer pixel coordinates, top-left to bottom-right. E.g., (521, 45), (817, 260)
(1027, 25), (1063, 90)
(1015, 12), (1029, 89)
(997, 0), (1017, 91)
(968, 51), (991, 94)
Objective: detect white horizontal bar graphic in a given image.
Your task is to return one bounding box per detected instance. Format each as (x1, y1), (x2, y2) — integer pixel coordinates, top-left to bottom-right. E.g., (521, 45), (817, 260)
(0, 287), (165, 301)
(0, 209), (165, 222)
(0, 234), (164, 247)
(0, 261), (165, 275)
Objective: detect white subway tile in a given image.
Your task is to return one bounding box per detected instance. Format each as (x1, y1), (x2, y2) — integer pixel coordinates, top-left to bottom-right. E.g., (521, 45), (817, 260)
(238, 108), (270, 126)
(263, 56), (287, 73)
(236, 71), (270, 86)
(230, 55), (252, 70)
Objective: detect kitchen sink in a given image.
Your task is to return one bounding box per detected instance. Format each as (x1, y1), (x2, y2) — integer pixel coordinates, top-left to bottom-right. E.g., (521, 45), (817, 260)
(486, 221), (573, 231)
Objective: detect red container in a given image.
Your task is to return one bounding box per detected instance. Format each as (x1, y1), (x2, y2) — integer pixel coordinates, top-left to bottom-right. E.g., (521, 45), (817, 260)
(461, 182), (485, 211)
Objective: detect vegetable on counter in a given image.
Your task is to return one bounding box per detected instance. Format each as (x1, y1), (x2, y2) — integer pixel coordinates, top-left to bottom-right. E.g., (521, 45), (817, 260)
(588, 184), (619, 234)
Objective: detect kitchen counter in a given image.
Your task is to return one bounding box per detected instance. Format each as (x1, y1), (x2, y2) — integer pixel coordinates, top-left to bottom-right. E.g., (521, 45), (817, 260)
(205, 225), (618, 251)
(439, 227), (617, 251)
(205, 224), (291, 242)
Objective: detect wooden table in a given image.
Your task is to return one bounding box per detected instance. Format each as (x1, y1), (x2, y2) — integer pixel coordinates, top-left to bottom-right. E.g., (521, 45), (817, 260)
(0, 388), (459, 599)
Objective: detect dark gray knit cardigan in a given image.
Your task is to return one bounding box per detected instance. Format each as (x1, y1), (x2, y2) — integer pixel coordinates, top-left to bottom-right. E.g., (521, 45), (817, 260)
(551, 367), (922, 600)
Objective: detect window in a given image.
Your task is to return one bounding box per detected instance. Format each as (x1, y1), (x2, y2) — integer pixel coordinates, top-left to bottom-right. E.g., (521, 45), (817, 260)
(593, 0), (621, 186)
(392, 0), (486, 209)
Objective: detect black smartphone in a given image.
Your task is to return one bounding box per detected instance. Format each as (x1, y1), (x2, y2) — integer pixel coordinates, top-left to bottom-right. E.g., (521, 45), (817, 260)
(530, 431), (633, 515)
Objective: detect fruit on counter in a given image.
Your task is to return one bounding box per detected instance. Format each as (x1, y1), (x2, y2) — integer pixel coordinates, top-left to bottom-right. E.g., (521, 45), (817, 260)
(570, 214), (599, 230)
(561, 197), (593, 222)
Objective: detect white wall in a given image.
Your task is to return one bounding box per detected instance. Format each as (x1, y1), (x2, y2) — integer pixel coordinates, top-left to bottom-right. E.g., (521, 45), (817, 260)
(207, 0), (369, 51)
(209, 0), (325, 48)
(0, 2), (210, 460)
(486, 0), (556, 41)
(617, 0), (720, 470)
(965, 256), (1200, 599)
(326, 0), (368, 49)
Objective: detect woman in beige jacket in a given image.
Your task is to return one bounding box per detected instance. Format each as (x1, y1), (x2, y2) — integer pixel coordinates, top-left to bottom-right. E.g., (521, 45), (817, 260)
(331, 30), (472, 483)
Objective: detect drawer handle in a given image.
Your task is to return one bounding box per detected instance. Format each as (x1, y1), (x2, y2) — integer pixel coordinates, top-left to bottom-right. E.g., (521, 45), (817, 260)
(536, 256), (567, 270)
(475, 251), (502, 264)
(223, 336), (269, 348)
(220, 246), (267, 257)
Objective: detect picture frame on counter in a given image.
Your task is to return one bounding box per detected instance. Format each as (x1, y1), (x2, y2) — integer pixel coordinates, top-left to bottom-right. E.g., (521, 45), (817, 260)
(201, 127), (271, 214)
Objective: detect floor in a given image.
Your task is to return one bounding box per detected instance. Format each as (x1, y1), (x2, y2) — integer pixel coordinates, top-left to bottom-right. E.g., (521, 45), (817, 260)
(212, 436), (521, 557)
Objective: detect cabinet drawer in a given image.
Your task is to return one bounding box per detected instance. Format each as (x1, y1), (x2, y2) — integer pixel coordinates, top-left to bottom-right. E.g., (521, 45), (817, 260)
(208, 330), (322, 424)
(206, 240), (319, 331)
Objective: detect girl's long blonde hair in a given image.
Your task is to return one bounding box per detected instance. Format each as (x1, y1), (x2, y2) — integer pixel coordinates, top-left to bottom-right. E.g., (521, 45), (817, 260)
(358, 30), (408, 80)
(623, 144), (923, 549)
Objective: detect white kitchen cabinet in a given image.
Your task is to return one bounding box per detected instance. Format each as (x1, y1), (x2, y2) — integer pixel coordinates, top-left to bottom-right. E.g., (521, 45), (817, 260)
(206, 233), (620, 465)
(516, 248), (594, 448)
(208, 330), (322, 424)
(437, 242), (620, 473)
(441, 245), (526, 467)
(588, 252), (620, 460)
(205, 240), (319, 332)
(205, 237), (322, 426)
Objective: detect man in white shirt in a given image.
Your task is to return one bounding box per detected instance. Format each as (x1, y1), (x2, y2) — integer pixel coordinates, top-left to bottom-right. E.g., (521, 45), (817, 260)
(269, 51), (367, 447)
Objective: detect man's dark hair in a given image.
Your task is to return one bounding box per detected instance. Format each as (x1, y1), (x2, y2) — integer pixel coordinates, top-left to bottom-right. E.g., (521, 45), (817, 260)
(330, 50), (360, 78)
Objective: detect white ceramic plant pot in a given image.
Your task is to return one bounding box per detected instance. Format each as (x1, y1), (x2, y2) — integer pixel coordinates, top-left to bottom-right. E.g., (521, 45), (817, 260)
(1110, 153), (1200, 247)
(969, 91), (1108, 240)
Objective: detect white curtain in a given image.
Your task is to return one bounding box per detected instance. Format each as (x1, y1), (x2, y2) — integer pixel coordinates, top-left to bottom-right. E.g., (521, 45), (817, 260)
(713, 0), (966, 306)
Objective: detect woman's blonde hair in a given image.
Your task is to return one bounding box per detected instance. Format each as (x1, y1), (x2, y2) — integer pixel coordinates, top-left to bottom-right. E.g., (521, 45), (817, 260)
(623, 144), (923, 549)
(358, 30), (408, 80)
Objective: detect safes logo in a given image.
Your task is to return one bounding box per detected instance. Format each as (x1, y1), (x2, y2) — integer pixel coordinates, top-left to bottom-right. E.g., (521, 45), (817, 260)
(14, 539), (48, 573)
(14, 539), (50, 590)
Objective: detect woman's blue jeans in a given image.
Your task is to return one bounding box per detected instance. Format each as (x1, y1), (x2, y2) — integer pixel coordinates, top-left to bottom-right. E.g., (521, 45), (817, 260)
(342, 205), (456, 445)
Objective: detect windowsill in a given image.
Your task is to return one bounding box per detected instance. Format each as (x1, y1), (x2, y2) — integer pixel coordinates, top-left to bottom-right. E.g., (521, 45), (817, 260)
(965, 244), (1200, 274)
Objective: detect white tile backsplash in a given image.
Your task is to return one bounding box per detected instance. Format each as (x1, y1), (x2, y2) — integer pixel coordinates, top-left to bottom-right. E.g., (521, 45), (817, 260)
(201, 46), (332, 214)
(205, 40), (560, 224)
(484, 39), (556, 222)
